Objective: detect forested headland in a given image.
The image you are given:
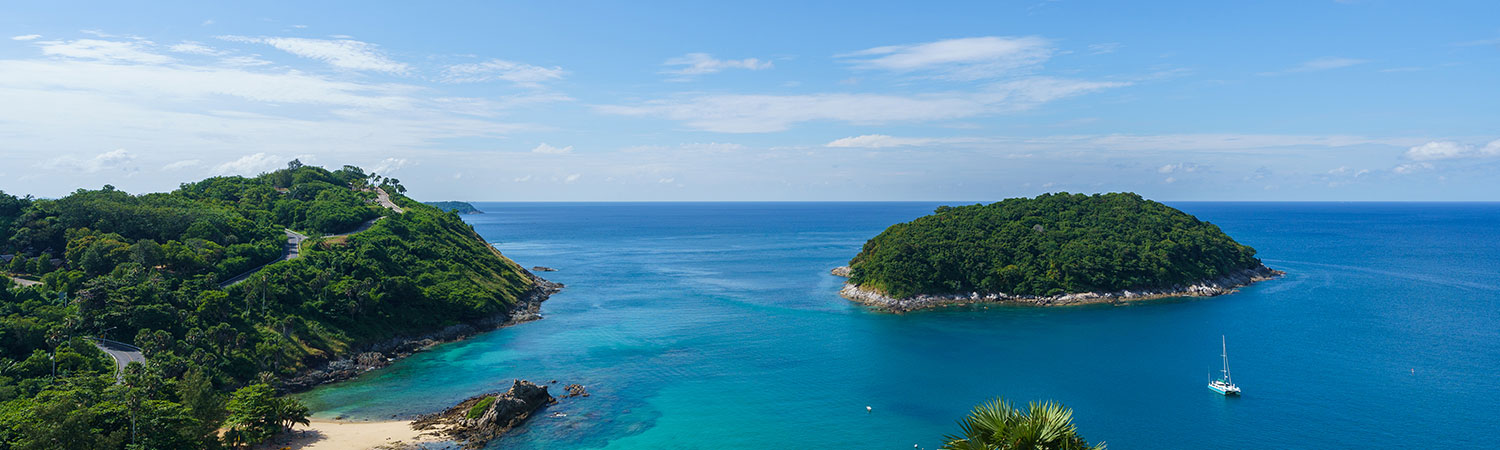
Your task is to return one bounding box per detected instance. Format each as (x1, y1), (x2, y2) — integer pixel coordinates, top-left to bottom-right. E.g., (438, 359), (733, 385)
(845, 193), (1275, 304)
(423, 201), (483, 214)
(0, 161), (546, 449)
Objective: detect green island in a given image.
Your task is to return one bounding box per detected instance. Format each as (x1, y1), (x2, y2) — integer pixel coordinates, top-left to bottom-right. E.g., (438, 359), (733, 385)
(0, 161), (555, 449)
(423, 201), (484, 215)
(839, 192), (1279, 311)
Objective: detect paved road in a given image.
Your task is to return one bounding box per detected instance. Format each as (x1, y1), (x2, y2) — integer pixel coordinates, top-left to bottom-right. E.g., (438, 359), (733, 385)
(88, 338), (144, 381)
(217, 188), (402, 289)
(373, 187), (404, 213)
(219, 228), (308, 288)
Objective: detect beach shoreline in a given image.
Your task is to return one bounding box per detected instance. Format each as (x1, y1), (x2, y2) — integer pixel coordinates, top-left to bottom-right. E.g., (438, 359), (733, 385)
(834, 264), (1283, 313)
(251, 419), (445, 450)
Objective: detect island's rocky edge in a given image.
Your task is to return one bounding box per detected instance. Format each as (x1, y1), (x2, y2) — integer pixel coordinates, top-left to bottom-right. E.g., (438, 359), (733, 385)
(280, 273), (563, 393)
(832, 265), (1282, 313)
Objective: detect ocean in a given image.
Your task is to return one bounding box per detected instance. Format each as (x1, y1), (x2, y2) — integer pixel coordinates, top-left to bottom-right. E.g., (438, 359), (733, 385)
(299, 202), (1500, 449)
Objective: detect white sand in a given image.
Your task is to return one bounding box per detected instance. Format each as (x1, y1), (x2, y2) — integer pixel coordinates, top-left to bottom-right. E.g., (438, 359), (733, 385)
(253, 419), (446, 450)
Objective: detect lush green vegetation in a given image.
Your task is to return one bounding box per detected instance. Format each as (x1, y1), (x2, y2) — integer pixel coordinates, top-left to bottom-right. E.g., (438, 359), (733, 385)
(423, 201), (483, 214)
(942, 398), (1104, 450)
(466, 396), (496, 419)
(0, 161), (534, 449)
(849, 193), (1262, 298)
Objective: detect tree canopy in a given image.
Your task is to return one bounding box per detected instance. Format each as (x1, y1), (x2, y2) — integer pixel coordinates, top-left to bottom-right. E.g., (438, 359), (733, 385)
(0, 162), (533, 449)
(849, 193), (1262, 298)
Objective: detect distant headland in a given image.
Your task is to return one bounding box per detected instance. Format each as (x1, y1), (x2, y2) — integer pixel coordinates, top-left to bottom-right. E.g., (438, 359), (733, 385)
(836, 192), (1282, 312)
(425, 201), (484, 214)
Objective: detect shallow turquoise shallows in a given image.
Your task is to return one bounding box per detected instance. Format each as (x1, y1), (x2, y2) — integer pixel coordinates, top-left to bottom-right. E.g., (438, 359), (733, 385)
(299, 202), (1500, 449)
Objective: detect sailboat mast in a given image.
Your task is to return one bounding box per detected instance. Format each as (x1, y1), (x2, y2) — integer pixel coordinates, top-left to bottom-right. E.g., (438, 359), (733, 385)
(1221, 335), (1231, 382)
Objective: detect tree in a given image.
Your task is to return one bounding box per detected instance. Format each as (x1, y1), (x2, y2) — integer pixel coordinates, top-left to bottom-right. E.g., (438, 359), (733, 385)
(8, 254), (26, 274)
(177, 368), (226, 445)
(223, 383), (280, 446)
(942, 398), (1104, 450)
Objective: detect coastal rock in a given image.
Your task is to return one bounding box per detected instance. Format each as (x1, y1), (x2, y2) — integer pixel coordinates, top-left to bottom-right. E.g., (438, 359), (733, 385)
(532, 266), (558, 272)
(830, 266), (852, 278)
(840, 264), (1284, 313)
(563, 384), (589, 398)
(414, 380), (556, 449)
(279, 275), (564, 393)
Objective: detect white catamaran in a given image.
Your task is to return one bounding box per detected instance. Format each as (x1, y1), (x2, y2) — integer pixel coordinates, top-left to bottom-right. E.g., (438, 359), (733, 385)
(1208, 335), (1241, 396)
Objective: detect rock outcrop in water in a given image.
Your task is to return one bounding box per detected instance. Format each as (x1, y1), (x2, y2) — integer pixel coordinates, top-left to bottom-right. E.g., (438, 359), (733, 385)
(413, 380), (556, 449)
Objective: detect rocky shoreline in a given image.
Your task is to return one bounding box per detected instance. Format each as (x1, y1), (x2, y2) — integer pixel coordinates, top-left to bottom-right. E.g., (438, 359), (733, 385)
(832, 264), (1283, 313)
(279, 273), (564, 393)
(412, 379), (557, 449)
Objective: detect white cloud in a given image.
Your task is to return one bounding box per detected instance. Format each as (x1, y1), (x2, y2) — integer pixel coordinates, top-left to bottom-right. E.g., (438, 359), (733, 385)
(657, 177), (675, 183)
(36, 38), (174, 64)
(1261, 57), (1368, 75)
(1405, 140), (1500, 160)
(442, 59), (565, 87)
(1087, 43), (1122, 55)
(839, 36), (1053, 80)
(598, 77), (1122, 133)
(42, 148), (137, 173)
(169, 41), (222, 55)
(1392, 162), (1433, 174)
(1405, 141), (1469, 160)
(1158, 163), (1201, 174)
(11, 35), (41, 41)
(564, 173), (581, 183)
(531, 143), (573, 154)
(662, 53), (772, 77)
(219, 36), (410, 73)
(214, 153), (291, 176)
(162, 159), (201, 170)
(826, 134), (964, 148)
(370, 157), (410, 174)
(512, 175), (532, 183)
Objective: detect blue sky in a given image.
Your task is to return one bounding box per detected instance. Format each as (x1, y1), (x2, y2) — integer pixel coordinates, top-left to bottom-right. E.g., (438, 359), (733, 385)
(1, 0), (1497, 201)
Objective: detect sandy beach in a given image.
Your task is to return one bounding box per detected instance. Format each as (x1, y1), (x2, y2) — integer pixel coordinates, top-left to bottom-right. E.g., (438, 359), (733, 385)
(252, 419), (447, 450)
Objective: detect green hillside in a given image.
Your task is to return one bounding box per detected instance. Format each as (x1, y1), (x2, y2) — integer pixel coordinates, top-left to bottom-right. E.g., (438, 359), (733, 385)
(0, 162), (536, 448)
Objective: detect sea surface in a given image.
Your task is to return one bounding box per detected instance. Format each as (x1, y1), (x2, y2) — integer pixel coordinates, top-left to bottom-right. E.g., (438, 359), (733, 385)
(301, 202), (1500, 449)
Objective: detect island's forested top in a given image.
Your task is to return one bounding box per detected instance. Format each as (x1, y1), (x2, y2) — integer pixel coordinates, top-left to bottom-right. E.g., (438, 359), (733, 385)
(0, 161), (534, 448)
(848, 193), (1263, 298)
(424, 201), (483, 214)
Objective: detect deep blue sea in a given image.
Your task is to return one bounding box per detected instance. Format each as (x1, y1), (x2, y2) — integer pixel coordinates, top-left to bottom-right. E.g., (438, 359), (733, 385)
(301, 202), (1500, 449)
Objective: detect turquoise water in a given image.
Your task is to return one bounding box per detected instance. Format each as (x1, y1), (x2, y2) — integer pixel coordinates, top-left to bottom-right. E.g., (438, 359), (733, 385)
(301, 202), (1500, 449)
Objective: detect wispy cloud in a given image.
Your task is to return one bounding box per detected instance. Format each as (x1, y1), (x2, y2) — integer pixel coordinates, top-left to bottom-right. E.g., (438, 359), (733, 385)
(531, 143), (573, 154)
(838, 36), (1053, 80)
(218, 36), (410, 73)
(598, 77), (1124, 133)
(1260, 57), (1368, 76)
(168, 41), (222, 55)
(41, 149), (138, 173)
(825, 134), (973, 148)
(1405, 140), (1500, 160)
(662, 53), (772, 78)
(37, 38), (175, 64)
(442, 59), (565, 87)
(11, 34), (41, 41)
(214, 152), (292, 176)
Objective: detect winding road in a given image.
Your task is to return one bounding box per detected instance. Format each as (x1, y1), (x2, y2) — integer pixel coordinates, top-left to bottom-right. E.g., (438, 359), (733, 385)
(88, 337), (144, 381)
(217, 187), (403, 289)
(218, 228), (308, 288)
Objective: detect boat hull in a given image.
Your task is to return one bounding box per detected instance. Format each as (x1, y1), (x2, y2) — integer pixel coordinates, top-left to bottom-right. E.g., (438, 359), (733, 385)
(1208, 383), (1241, 396)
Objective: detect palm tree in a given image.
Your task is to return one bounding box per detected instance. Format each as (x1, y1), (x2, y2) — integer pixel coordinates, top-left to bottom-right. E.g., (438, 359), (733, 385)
(942, 398), (1104, 450)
